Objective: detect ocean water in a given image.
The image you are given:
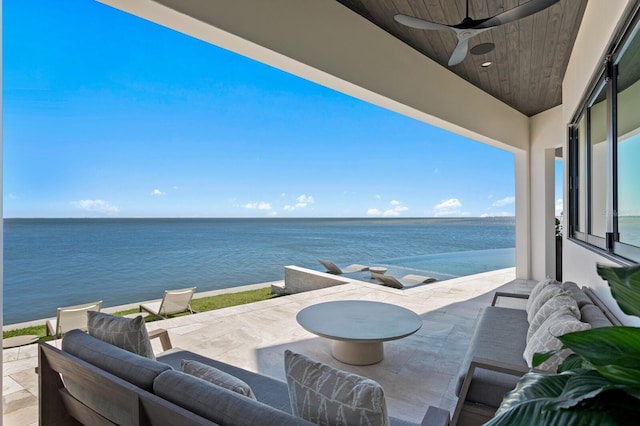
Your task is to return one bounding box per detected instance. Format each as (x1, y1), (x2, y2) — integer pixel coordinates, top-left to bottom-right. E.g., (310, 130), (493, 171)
(3, 217), (515, 324)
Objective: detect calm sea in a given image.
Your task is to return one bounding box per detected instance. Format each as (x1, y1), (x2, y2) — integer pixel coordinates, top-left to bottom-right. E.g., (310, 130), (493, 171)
(3, 217), (515, 324)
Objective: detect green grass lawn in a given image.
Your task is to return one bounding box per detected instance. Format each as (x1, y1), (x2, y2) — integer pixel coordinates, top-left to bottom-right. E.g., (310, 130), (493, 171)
(3, 287), (283, 343)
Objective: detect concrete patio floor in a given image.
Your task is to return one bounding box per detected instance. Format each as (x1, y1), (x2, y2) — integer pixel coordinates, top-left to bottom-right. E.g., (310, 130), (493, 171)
(2, 267), (535, 425)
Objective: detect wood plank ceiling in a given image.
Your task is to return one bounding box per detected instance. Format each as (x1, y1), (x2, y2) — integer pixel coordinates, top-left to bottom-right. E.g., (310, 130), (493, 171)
(336, 0), (588, 117)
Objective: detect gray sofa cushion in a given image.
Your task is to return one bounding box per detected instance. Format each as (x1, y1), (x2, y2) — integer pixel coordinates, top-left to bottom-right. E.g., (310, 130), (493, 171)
(154, 370), (314, 426)
(561, 282), (593, 308)
(580, 303), (613, 328)
(456, 307), (528, 407)
(158, 348), (293, 413)
(62, 329), (170, 391)
(159, 349), (417, 426)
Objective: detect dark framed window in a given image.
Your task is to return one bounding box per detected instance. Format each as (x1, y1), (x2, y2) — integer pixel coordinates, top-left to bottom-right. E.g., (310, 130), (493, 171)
(569, 4), (640, 263)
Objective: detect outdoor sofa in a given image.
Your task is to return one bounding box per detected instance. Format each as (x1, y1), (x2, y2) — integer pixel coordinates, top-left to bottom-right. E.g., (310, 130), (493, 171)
(39, 326), (450, 426)
(452, 280), (622, 426)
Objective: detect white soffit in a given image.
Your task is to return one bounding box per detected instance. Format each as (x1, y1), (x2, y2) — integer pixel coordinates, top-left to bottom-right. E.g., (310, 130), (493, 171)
(99, 0), (529, 152)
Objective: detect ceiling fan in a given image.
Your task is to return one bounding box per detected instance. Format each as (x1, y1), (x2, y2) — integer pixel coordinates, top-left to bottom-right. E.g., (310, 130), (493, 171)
(394, 0), (561, 66)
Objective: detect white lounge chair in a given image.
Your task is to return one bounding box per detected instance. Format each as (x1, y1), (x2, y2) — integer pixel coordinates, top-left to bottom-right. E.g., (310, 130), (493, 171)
(46, 300), (103, 338)
(139, 287), (196, 319)
(318, 259), (369, 274)
(371, 273), (436, 289)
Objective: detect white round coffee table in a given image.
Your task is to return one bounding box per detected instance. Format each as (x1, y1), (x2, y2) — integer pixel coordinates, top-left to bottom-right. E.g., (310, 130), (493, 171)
(296, 300), (422, 365)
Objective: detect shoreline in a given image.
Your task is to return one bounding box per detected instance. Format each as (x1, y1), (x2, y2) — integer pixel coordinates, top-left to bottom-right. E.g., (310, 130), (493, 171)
(2, 280), (282, 331)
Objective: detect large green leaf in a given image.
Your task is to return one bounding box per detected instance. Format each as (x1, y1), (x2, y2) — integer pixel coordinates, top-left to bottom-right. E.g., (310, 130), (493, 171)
(487, 370), (640, 426)
(597, 264), (640, 317)
(558, 353), (588, 372)
(545, 370), (639, 410)
(596, 365), (640, 389)
(557, 327), (640, 370)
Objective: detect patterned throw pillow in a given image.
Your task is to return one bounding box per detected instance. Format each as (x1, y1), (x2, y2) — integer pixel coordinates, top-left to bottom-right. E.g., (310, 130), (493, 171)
(527, 291), (580, 341)
(181, 359), (257, 400)
(526, 281), (562, 323)
(284, 350), (389, 426)
(523, 307), (591, 371)
(526, 277), (554, 312)
(87, 311), (155, 359)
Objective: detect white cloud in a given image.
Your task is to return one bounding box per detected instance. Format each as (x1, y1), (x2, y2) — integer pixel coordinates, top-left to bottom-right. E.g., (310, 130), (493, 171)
(368, 200), (409, 217)
(295, 194), (314, 208)
(492, 196), (515, 207)
(434, 198), (462, 210)
(151, 189), (165, 196)
(555, 198), (564, 216)
(244, 201), (272, 210)
(383, 205), (409, 217)
(285, 194), (315, 210)
(71, 199), (120, 215)
(433, 198), (467, 217)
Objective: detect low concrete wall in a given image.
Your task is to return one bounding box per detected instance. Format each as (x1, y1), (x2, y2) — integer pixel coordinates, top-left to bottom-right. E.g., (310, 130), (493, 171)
(282, 265), (350, 294)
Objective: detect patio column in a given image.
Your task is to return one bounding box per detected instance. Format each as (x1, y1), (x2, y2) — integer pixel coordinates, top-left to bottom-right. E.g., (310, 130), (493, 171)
(530, 106), (564, 280)
(514, 149), (531, 280)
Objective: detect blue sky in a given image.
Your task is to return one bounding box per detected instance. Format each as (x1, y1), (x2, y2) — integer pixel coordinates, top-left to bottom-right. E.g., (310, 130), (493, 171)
(3, 0), (528, 218)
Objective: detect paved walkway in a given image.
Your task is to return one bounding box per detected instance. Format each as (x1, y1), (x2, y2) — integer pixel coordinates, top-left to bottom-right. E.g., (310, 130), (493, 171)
(2, 267), (532, 425)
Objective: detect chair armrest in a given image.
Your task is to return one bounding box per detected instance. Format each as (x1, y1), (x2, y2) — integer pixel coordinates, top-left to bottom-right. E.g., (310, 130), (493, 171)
(467, 357), (530, 377)
(148, 328), (173, 351)
(420, 406), (450, 426)
(451, 357), (529, 425)
(491, 292), (529, 307)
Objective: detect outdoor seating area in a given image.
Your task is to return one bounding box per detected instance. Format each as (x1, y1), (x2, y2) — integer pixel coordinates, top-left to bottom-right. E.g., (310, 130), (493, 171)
(4, 267), (528, 425)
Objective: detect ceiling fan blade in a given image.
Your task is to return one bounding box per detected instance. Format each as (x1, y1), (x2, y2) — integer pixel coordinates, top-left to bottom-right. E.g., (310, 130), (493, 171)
(394, 14), (455, 33)
(448, 38), (469, 66)
(476, 0), (561, 28)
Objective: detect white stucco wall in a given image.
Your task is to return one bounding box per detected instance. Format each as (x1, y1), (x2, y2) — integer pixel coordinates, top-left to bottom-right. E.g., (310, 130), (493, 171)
(529, 106), (564, 280)
(562, 0), (640, 326)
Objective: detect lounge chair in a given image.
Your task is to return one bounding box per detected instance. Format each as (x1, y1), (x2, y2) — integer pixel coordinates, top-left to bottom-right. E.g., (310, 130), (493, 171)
(318, 259), (369, 274)
(139, 287), (196, 319)
(371, 273), (436, 289)
(46, 300), (103, 338)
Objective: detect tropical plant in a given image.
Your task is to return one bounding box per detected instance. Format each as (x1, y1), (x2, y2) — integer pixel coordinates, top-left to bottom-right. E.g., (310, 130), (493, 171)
(485, 263), (640, 426)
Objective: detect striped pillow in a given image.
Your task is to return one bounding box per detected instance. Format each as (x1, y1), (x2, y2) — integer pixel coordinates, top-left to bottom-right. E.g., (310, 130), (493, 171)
(284, 350), (389, 426)
(87, 311), (155, 359)
(523, 307), (591, 371)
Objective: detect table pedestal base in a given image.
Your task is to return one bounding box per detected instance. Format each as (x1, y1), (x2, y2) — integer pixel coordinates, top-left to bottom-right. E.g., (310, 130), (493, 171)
(331, 340), (383, 365)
